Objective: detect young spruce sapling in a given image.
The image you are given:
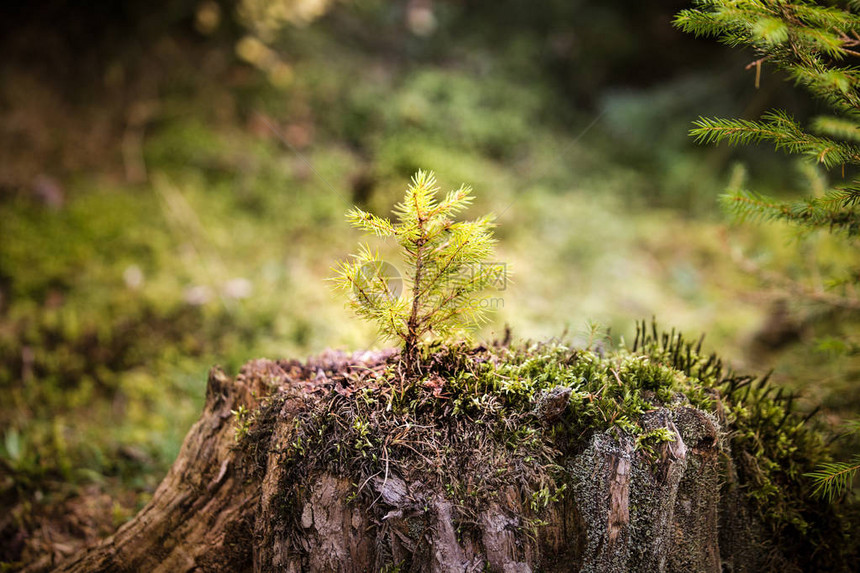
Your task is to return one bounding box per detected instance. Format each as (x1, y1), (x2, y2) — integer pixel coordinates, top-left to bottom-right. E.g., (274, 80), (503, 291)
(332, 170), (501, 376)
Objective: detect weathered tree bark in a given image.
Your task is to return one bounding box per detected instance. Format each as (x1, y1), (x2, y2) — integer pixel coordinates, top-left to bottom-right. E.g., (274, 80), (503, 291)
(29, 352), (780, 573)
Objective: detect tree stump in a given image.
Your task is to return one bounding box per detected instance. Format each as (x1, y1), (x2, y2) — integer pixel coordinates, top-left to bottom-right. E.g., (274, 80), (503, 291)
(31, 351), (783, 573)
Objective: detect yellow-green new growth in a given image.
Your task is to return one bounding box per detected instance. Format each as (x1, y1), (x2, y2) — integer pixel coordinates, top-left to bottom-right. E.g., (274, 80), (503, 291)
(332, 170), (500, 372)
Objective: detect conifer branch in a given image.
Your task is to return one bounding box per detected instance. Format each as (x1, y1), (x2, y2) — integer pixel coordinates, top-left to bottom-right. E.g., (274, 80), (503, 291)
(692, 112), (860, 168)
(721, 189), (860, 235)
(679, 1), (860, 504)
(806, 455), (860, 501)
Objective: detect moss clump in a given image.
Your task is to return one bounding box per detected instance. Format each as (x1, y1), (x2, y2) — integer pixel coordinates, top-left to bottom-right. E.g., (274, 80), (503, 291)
(237, 322), (857, 570)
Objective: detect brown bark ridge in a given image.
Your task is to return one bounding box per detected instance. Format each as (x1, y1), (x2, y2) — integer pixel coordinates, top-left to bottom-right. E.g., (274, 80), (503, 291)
(32, 351), (776, 573)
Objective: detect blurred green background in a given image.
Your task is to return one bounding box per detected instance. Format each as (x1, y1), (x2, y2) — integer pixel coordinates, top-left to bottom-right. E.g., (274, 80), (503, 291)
(0, 0), (857, 560)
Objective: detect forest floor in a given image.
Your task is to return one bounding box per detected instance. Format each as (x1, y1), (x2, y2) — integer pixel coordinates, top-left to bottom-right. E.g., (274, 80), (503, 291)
(1, 3), (858, 569)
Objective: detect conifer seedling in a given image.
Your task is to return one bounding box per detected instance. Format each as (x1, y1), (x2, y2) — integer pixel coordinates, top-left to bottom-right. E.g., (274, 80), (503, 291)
(332, 170), (501, 375)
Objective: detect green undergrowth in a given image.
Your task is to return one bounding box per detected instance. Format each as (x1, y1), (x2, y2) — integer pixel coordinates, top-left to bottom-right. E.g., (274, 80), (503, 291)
(238, 323), (857, 569)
